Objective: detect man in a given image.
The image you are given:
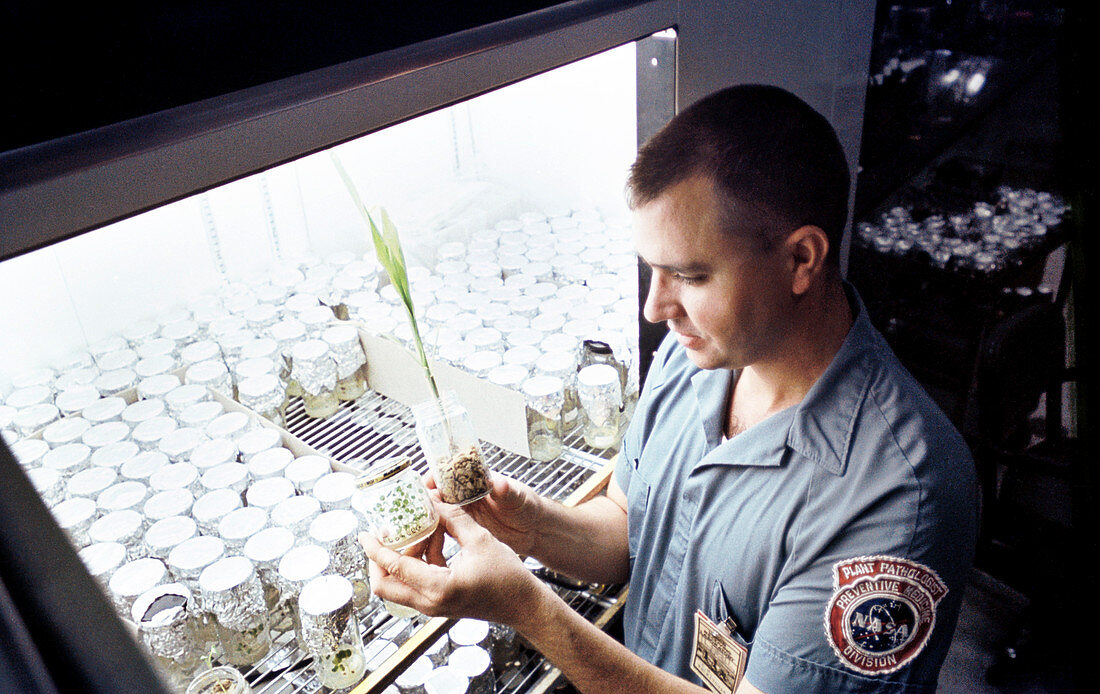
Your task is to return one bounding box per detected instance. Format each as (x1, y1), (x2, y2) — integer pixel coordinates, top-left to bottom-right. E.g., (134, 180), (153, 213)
(361, 84), (978, 693)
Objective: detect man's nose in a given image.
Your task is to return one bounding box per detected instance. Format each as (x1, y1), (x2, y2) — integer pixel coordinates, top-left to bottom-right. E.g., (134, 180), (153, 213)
(642, 272), (679, 324)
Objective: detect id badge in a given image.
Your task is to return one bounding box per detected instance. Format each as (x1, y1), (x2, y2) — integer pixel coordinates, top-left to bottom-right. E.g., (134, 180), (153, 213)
(690, 610), (748, 694)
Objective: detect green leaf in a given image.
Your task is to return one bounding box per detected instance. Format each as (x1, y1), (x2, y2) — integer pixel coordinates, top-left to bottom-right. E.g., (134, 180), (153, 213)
(330, 152), (440, 400)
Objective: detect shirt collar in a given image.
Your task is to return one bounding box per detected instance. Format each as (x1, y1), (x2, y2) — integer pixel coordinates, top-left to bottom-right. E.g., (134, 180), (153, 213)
(688, 283), (876, 475)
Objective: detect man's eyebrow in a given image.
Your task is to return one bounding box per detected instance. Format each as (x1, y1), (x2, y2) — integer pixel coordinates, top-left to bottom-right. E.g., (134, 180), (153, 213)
(638, 256), (710, 274)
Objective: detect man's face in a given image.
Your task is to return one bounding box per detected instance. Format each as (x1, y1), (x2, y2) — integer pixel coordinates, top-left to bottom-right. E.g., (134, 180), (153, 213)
(633, 176), (792, 371)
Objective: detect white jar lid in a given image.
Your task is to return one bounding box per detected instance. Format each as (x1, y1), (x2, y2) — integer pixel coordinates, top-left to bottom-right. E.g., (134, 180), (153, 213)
(138, 374), (183, 400)
(9, 438), (50, 467)
(91, 440), (140, 469)
(145, 515), (198, 552)
(423, 664), (469, 694)
(200, 462), (249, 492)
(283, 455), (331, 492)
(448, 618), (490, 647)
(278, 544), (330, 584)
(198, 555), (254, 594)
(167, 535), (226, 576)
(237, 372), (280, 399)
(178, 400), (224, 429)
(11, 366), (56, 390)
(247, 447), (294, 479)
(180, 340), (222, 366)
(540, 332), (579, 356)
(94, 368), (136, 396)
(236, 428), (282, 459)
(462, 351), (502, 375)
(164, 384), (208, 413)
(243, 526), (295, 566)
(82, 421), (131, 449)
(96, 481), (150, 512)
(190, 437), (238, 470)
(291, 338), (329, 362)
(218, 506), (268, 544)
(577, 363), (620, 388)
(143, 488), (195, 522)
(466, 327), (502, 350)
(271, 494), (322, 529)
(13, 403), (60, 434)
(185, 360), (228, 385)
(110, 557), (168, 600)
(27, 466), (62, 497)
(149, 462), (200, 493)
(121, 320), (159, 345)
(522, 375), (564, 399)
(312, 472), (356, 506)
(97, 348), (138, 372)
(396, 655), (434, 688)
(89, 335), (128, 359)
(448, 645), (492, 678)
(308, 508), (358, 544)
(245, 477), (296, 509)
(42, 443), (91, 475)
(54, 387), (102, 417)
(121, 451), (170, 482)
(67, 466), (118, 498)
(134, 355), (177, 379)
(204, 411), (250, 441)
(298, 574), (353, 616)
(135, 337), (176, 361)
(132, 416), (178, 446)
(53, 496), (98, 530)
(43, 416), (92, 446)
(90, 509), (143, 545)
(157, 427), (207, 462)
(121, 398), (166, 425)
(191, 489), (242, 527)
(270, 319), (306, 344)
(79, 541), (127, 579)
(6, 384), (53, 409)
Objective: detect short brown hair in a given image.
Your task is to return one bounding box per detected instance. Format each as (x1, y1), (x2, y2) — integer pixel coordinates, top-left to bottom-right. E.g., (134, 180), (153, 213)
(627, 84), (850, 264)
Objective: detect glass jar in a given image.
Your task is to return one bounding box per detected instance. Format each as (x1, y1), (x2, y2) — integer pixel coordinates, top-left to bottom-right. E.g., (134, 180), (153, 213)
(144, 515), (199, 559)
(166, 535), (227, 646)
(290, 339), (340, 419)
(534, 352), (580, 430)
(185, 666), (252, 694)
(576, 364), (622, 450)
(52, 496), (98, 548)
(323, 324), (368, 402)
(352, 457), (439, 550)
(108, 557), (168, 619)
(218, 506), (269, 552)
(186, 360), (233, 400)
(237, 374), (286, 427)
(131, 582), (203, 691)
(578, 339), (628, 394)
(410, 391), (491, 506)
(191, 488), (243, 535)
(271, 494), (322, 539)
(298, 575), (368, 689)
(522, 376), (564, 462)
(308, 509), (371, 609)
(275, 543), (330, 644)
(198, 556), (272, 666)
(243, 526), (296, 628)
(448, 645), (495, 694)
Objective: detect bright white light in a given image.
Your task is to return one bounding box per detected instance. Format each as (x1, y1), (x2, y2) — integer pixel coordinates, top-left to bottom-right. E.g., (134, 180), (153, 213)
(966, 71), (986, 96)
(941, 68), (961, 85)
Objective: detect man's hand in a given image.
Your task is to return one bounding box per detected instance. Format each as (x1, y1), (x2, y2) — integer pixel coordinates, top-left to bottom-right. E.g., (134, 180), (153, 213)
(425, 470), (544, 557)
(360, 495), (545, 629)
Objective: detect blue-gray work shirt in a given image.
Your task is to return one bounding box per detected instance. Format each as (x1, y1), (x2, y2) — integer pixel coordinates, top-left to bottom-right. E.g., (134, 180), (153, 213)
(616, 287), (978, 693)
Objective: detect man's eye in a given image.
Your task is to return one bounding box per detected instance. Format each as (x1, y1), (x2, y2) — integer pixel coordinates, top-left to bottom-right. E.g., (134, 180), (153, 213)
(674, 274), (704, 285)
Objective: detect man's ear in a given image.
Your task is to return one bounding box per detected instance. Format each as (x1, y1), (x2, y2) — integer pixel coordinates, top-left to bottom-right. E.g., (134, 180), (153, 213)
(784, 225), (830, 296)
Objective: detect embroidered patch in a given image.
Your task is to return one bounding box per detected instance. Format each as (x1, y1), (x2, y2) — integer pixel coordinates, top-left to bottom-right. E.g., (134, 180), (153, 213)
(825, 555), (948, 676)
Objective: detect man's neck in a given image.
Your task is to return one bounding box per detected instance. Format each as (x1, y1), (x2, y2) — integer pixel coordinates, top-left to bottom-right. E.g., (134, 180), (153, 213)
(727, 279), (853, 436)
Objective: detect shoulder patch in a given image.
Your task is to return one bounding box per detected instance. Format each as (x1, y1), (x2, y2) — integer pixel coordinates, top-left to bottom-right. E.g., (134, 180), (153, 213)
(824, 555), (948, 676)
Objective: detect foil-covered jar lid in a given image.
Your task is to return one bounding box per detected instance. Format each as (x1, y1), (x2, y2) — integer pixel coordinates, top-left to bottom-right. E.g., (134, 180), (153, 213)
(276, 543), (330, 595)
(290, 339), (337, 395)
(297, 574), (356, 656)
(109, 557), (168, 614)
(167, 535), (227, 583)
(145, 515), (199, 557)
(130, 582), (197, 663)
(192, 488), (243, 533)
(198, 556), (266, 629)
(79, 541), (127, 581)
(218, 506), (269, 549)
(322, 324), (367, 378)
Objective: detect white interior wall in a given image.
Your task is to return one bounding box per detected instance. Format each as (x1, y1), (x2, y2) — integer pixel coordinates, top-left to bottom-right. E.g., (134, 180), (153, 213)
(0, 42), (637, 388)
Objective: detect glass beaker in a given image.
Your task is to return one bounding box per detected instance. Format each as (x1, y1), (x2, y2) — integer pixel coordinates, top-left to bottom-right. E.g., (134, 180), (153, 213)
(410, 391), (491, 506)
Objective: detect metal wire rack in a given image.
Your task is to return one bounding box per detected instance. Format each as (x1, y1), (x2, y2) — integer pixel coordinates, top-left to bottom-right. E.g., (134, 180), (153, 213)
(225, 388), (623, 694)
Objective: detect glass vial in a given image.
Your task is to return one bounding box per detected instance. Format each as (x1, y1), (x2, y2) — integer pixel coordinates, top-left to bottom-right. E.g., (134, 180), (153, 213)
(323, 324), (369, 402)
(410, 391), (491, 506)
(237, 374), (286, 427)
(131, 582), (203, 692)
(576, 364), (622, 449)
(198, 556), (272, 666)
(521, 375), (564, 462)
(308, 509), (371, 609)
(290, 339), (340, 419)
(352, 457), (439, 550)
(298, 574), (368, 690)
(185, 666), (252, 694)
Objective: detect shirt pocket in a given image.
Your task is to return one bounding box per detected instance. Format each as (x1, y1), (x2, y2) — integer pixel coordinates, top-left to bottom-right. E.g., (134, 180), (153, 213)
(709, 579), (751, 649)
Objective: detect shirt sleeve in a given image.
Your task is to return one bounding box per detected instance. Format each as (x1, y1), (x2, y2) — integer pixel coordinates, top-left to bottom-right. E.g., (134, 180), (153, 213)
(616, 332), (678, 494)
(742, 453), (976, 694)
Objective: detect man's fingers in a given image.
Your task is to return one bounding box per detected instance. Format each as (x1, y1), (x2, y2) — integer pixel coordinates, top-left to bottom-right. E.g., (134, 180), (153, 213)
(436, 501), (492, 545)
